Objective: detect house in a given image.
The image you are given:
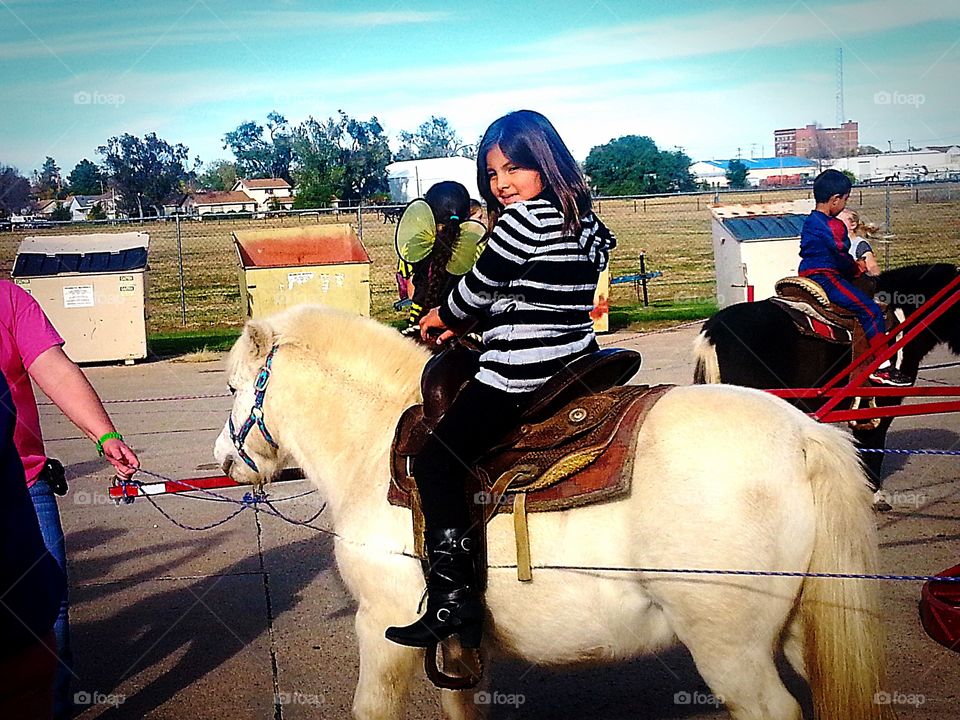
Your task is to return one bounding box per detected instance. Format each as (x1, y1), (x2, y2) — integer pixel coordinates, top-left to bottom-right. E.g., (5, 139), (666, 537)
(36, 197), (76, 217)
(69, 192), (117, 220)
(232, 178), (295, 210)
(190, 190), (258, 216)
(385, 157), (480, 203)
(161, 193), (193, 216)
(689, 157), (818, 188)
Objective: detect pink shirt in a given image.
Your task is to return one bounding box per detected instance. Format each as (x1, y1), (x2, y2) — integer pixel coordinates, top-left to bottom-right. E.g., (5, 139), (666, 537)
(0, 280), (64, 485)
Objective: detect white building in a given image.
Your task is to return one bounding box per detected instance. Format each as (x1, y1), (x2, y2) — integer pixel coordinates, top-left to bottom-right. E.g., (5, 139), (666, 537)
(69, 192), (117, 220)
(828, 147), (960, 182)
(385, 157), (480, 203)
(191, 191), (257, 215)
(690, 157), (818, 188)
(710, 199), (814, 307)
(233, 178), (295, 209)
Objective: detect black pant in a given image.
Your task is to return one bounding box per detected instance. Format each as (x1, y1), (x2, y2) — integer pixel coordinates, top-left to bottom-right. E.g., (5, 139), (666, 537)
(414, 379), (531, 529)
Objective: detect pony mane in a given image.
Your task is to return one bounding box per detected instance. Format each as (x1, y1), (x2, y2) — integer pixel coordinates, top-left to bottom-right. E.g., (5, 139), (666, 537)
(878, 263), (960, 353)
(229, 305), (431, 404)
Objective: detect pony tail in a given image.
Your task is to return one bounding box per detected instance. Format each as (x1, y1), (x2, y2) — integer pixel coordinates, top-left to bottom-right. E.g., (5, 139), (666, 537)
(422, 217), (460, 312)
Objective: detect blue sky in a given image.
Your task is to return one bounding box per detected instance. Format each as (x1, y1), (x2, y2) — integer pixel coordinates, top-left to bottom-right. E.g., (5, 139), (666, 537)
(1, 0), (957, 176)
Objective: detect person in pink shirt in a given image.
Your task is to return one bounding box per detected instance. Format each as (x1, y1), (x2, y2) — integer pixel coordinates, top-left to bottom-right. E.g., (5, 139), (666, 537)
(0, 278), (139, 719)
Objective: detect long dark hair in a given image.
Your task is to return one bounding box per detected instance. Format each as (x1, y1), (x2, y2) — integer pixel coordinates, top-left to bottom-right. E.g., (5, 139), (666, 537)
(422, 181), (470, 311)
(477, 110), (590, 233)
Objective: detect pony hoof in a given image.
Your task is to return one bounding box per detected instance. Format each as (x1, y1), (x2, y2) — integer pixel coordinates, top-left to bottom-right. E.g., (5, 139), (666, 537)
(872, 490), (893, 512)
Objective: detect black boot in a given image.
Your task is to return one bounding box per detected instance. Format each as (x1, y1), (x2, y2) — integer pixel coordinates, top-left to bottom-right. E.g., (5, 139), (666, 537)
(385, 527), (483, 648)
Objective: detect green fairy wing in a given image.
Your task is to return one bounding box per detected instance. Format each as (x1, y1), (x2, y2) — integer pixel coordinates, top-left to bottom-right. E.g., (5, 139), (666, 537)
(395, 199), (436, 264)
(446, 220), (487, 275)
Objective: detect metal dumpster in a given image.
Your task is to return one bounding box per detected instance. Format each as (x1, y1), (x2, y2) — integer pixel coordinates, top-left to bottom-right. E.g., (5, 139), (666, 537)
(12, 232), (149, 364)
(233, 224), (371, 319)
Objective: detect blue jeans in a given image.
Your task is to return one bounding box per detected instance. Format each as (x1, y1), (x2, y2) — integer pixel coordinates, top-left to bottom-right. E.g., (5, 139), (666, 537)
(28, 477), (73, 719)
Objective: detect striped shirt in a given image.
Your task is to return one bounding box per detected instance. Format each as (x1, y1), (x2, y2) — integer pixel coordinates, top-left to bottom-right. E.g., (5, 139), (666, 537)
(439, 198), (615, 393)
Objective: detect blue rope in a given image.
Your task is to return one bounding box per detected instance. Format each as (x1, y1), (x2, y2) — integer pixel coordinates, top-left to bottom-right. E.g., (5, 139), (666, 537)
(859, 448), (960, 455)
(119, 473), (960, 584)
(487, 564), (960, 583)
(113, 469), (326, 531)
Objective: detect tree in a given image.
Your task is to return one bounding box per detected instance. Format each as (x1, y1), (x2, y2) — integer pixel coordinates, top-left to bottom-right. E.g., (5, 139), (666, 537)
(725, 159), (750, 189)
(223, 112), (293, 181)
(396, 116), (473, 160)
(49, 203), (72, 221)
(67, 159), (107, 195)
(583, 135), (695, 195)
(290, 111), (391, 205)
(98, 133), (196, 218)
(87, 202), (107, 221)
(33, 156), (61, 199)
(197, 159), (238, 191)
(0, 165), (32, 217)
(857, 145), (881, 155)
(841, 170), (857, 185)
(336, 113), (392, 199)
(290, 117), (344, 208)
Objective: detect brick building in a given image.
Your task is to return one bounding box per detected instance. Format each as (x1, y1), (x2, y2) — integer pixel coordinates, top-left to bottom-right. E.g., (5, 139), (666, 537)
(774, 122), (858, 158)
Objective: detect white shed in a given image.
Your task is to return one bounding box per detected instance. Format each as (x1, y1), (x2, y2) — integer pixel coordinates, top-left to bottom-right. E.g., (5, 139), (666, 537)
(385, 157), (480, 203)
(710, 199), (814, 307)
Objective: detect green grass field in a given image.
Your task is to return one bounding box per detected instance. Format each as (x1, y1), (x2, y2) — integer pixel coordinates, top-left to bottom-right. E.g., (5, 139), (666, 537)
(2, 184), (958, 336)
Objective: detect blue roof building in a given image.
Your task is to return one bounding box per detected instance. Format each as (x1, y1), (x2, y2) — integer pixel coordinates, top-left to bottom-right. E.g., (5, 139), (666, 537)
(690, 156), (818, 187)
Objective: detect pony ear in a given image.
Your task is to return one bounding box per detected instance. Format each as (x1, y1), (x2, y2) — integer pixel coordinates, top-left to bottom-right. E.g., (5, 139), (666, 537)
(242, 319), (275, 361)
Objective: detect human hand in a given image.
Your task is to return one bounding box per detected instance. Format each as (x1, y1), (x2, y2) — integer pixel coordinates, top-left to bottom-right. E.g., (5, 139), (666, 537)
(102, 438), (140, 480)
(419, 308), (456, 345)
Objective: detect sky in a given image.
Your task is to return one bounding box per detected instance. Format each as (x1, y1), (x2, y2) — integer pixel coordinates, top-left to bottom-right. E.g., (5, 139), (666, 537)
(1, 0), (958, 177)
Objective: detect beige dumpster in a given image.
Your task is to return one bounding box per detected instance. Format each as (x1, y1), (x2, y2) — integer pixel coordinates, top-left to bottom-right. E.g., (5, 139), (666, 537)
(233, 224), (371, 319)
(12, 233), (149, 364)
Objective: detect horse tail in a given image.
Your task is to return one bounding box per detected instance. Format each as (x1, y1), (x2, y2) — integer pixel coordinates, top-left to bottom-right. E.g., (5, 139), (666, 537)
(801, 422), (891, 720)
(692, 332), (720, 384)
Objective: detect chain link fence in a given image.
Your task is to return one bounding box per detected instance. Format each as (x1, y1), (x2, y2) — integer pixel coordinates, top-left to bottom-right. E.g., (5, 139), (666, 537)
(1, 183), (958, 335)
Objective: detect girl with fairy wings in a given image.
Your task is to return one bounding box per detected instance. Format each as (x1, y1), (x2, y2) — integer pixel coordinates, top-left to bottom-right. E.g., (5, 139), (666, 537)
(395, 181), (486, 340)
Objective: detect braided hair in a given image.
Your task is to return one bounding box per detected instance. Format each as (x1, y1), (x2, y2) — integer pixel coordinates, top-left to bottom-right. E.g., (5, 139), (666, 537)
(421, 181), (470, 312)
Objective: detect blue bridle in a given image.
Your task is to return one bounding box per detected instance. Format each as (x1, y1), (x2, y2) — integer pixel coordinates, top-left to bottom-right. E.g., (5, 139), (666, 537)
(229, 345), (280, 473)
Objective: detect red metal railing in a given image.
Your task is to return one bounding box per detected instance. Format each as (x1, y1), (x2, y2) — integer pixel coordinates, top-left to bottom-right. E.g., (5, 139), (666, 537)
(767, 273), (960, 423)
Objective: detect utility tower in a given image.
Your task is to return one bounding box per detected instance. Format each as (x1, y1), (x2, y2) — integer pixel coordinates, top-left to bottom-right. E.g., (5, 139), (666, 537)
(835, 47), (845, 126)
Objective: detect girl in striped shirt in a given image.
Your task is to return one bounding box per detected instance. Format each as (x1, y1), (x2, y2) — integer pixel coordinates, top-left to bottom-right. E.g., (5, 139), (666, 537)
(386, 110), (615, 650)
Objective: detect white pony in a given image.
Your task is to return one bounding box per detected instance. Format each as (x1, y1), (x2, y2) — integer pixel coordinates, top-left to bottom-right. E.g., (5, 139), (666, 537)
(214, 306), (890, 720)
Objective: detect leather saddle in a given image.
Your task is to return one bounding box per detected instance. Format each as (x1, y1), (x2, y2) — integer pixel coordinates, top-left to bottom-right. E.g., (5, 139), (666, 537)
(771, 275), (895, 365)
(389, 344), (671, 581)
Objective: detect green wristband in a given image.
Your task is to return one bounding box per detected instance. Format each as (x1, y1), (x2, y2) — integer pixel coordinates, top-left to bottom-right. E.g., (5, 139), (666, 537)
(97, 432), (123, 456)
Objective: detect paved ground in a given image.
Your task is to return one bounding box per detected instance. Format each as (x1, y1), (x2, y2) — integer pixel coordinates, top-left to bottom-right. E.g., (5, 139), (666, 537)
(44, 323), (959, 719)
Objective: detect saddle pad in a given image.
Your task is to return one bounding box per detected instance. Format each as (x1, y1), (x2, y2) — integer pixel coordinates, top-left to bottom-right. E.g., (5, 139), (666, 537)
(770, 297), (854, 345)
(389, 384), (673, 515)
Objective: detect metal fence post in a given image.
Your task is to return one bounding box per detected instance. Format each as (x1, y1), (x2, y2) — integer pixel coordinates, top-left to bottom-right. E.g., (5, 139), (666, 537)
(885, 185), (891, 230)
(639, 253), (649, 307)
(176, 214), (187, 326)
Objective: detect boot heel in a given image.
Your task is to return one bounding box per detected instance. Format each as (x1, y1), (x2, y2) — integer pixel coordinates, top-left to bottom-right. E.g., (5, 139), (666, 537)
(458, 622), (482, 649)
